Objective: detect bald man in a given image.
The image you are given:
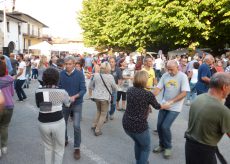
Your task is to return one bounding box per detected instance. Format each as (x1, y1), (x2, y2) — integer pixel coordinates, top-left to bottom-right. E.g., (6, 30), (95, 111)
(195, 54), (214, 95)
(153, 60), (190, 159)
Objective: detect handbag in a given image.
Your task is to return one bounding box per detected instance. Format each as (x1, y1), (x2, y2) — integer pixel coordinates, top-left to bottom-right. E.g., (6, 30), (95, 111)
(99, 74), (113, 104)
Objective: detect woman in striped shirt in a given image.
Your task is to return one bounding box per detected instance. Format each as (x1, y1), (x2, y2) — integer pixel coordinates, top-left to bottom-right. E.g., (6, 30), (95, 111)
(35, 68), (71, 164)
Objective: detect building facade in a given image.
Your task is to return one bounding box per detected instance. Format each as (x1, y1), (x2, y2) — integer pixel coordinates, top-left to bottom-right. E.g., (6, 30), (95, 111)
(0, 10), (48, 55)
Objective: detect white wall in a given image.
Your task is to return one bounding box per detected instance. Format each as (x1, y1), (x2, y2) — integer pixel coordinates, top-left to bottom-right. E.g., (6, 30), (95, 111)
(0, 17), (23, 53)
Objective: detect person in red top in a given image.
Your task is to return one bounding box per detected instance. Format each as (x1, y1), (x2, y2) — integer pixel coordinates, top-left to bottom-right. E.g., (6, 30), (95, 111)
(214, 60), (224, 72)
(0, 56), (8, 75)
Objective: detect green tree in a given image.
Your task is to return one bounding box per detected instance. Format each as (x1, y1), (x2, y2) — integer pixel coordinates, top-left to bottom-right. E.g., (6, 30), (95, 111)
(79, 0), (230, 53)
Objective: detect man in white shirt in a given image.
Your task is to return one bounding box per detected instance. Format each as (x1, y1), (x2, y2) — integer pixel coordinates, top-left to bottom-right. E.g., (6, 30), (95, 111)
(14, 54), (27, 102)
(155, 55), (163, 81)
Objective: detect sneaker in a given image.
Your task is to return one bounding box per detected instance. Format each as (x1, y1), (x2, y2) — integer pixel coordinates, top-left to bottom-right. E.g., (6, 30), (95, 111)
(117, 108), (121, 111)
(109, 114), (114, 120)
(152, 146), (164, 153)
(2, 147), (7, 154)
(163, 149), (172, 159)
(73, 149), (81, 160)
(16, 99), (24, 102)
(104, 117), (108, 123)
(94, 131), (102, 136)
(91, 127), (96, 131)
(65, 141), (69, 147)
(153, 129), (158, 135)
(186, 100), (190, 106)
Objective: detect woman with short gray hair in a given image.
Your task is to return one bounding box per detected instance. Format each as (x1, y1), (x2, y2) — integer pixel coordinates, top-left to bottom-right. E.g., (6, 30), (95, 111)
(89, 62), (117, 136)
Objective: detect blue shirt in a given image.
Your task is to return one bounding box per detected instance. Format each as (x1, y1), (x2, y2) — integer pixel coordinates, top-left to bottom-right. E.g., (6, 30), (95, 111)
(195, 63), (211, 93)
(59, 69), (86, 105)
(4, 55), (13, 74)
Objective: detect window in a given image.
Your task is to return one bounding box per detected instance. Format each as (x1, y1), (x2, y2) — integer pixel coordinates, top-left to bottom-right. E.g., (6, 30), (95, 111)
(27, 24), (30, 35)
(28, 39), (31, 47)
(7, 22), (10, 32)
(18, 25), (21, 35)
(24, 38), (26, 49)
(38, 28), (40, 37)
(32, 25), (34, 35)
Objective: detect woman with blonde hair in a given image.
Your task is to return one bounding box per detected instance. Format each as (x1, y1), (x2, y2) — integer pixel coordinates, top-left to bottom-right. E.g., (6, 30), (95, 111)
(37, 55), (48, 87)
(89, 62), (117, 136)
(122, 70), (170, 164)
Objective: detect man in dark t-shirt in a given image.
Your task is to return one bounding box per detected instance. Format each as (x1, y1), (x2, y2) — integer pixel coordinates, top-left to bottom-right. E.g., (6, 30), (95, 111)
(109, 57), (122, 119)
(195, 55), (214, 95)
(185, 72), (230, 164)
(225, 94), (230, 109)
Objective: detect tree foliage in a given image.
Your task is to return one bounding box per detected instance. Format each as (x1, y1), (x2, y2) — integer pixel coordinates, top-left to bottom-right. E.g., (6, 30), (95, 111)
(79, 0), (230, 52)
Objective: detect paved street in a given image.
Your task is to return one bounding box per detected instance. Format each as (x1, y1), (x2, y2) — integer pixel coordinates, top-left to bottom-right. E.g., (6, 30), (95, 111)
(1, 79), (229, 164)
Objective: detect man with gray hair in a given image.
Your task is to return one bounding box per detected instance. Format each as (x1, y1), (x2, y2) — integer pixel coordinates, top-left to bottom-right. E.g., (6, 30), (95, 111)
(195, 54), (214, 95)
(59, 56), (86, 160)
(153, 60), (190, 159)
(185, 72), (230, 164)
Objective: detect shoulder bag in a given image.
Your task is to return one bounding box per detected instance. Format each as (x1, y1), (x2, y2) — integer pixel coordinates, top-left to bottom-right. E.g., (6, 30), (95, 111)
(100, 74), (113, 104)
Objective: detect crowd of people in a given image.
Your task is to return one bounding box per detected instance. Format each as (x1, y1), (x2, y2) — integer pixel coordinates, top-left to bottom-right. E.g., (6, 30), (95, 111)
(0, 50), (229, 164)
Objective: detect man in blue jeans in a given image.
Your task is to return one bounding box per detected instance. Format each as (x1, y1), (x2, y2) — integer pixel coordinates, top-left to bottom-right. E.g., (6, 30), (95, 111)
(195, 55), (214, 95)
(14, 54), (27, 102)
(59, 56), (86, 160)
(109, 57), (122, 120)
(153, 60), (190, 159)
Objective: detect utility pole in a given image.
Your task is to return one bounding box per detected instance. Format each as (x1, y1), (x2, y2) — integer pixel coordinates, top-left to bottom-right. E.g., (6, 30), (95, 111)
(3, 0), (7, 47)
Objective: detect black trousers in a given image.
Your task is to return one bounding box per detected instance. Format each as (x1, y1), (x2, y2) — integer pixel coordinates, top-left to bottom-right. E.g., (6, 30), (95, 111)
(185, 139), (227, 164)
(15, 79), (27, 101)
(117, 91), (126, 101)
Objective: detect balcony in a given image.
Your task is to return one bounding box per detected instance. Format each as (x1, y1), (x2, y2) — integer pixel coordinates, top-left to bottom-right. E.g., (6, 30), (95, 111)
(23, 32), (41, 38)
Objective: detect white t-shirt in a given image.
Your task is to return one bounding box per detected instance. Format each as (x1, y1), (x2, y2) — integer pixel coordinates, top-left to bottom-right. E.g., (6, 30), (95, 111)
(17, 61), (26, 80)
(128, 63), (135, 76)
(155, 58), (163, 70)
(190, 69), (198, 84)
(125, 56), (130, 64)
(34, 59), (40, 69)
(157, 71), (190, 112)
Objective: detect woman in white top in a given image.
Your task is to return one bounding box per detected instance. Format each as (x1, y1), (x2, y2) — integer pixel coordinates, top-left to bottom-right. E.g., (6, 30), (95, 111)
(128, 58), (135, 77)
(186, 62), (200, 104)
(89, 62), (117, 136)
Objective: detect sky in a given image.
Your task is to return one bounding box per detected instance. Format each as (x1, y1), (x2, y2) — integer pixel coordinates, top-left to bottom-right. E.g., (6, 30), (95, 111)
(13, 0), (83, 39)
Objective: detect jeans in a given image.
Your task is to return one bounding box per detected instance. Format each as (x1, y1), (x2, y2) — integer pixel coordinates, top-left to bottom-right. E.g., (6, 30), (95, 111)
(196, 89), (207, 95)
(31, 68), (38, 79)
(0, 109), (13, 147)
(155, 69), (162, 82)
(186, 82), (197, 102)
(109, 91), (117, 116)
(15, 79), (27, 101)
(62, 104), (82, 149)
(93, 100), (109, 132)
(157, 110), (179, 149)
(125, 129), (150, 164)
(39, 119), (65, 164)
